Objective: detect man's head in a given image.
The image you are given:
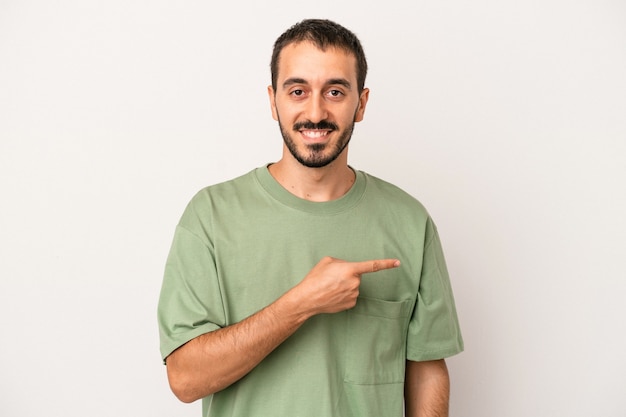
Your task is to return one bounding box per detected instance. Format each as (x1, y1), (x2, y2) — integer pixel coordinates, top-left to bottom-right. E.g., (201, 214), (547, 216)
(268, 20), (370, 169)
(270, 19), (368, 94)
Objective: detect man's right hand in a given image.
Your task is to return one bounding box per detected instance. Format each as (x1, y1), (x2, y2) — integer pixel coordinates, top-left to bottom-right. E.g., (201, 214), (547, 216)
(291, 256), (401, 316)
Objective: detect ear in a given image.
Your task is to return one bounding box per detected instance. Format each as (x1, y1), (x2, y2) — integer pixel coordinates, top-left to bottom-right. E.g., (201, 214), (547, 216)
(354, 87), (370, 122)
(267, 85), (279, 121)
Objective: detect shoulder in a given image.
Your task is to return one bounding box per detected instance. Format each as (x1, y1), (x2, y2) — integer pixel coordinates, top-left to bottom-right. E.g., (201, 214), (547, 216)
(187, 168), (260, 208)
(195, 169), (257, 199)
(360, 171), (429, 217)
(177, 168), (260, 228)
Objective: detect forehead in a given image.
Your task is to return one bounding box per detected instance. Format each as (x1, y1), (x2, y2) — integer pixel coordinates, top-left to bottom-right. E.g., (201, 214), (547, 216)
(276, 41), (358, 86)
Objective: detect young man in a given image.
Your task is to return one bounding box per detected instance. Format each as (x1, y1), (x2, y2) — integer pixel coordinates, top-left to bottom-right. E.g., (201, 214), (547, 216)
(158, 19), (463, 417)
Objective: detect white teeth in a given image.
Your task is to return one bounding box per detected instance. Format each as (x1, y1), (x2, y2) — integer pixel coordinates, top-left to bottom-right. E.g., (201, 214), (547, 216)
(302, 130), (328, 138)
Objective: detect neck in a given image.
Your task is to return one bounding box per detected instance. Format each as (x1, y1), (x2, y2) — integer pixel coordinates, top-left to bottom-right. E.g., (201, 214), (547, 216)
(268, 153), (355, 202)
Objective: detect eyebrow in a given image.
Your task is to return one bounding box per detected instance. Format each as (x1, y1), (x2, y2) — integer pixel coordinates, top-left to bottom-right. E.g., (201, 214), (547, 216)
(282, 77), (353, 90)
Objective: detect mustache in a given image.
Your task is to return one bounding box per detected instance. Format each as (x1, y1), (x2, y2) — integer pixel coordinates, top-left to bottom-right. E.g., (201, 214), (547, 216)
(293, 120), (338, 131)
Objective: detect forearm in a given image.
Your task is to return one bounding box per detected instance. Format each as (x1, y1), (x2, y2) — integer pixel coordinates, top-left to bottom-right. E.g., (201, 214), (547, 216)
(166, 290), (311, 402)
(404, 359), (450, 417)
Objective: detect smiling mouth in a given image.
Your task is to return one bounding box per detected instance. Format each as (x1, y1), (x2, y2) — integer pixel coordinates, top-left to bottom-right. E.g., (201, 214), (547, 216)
(300, 130), (331, 139)
(293, 120), (338, 134)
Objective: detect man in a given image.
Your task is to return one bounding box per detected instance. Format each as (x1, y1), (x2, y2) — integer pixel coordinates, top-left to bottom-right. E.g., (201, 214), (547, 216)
(158, 19), (463, 417)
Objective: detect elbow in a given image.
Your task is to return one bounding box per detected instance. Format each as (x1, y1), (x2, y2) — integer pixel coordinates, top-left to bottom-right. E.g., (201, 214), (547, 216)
(177, 393), (202, 404)
(165, 350), (203, 403)
(167, 362), (220, 403)
(168, 372), (208, 403)
(167, 369), (196, 403)
(171, 384), (198, 404)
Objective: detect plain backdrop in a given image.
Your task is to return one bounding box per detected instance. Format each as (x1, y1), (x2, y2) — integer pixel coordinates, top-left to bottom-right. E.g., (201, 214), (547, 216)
(1, 1), (625, 416)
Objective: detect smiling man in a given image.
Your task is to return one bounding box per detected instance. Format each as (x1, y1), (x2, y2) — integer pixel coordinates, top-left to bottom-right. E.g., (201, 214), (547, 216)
(158, 19), (463, 417)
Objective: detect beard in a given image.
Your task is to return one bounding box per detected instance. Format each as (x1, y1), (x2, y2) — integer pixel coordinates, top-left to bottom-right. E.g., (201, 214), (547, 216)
(278, 117), (356, 168)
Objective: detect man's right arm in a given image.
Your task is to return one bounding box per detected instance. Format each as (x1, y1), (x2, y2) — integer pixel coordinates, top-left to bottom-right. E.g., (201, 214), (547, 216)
(165, 256), (400, 403)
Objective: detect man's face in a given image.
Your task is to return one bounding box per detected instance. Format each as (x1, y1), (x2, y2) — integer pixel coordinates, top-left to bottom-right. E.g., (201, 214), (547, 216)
(268, 41), (369, 168)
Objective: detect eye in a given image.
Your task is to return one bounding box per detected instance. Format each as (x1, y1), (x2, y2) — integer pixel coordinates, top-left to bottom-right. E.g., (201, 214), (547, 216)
(290, 89), (305, 97)
(328, 89), (343, 97)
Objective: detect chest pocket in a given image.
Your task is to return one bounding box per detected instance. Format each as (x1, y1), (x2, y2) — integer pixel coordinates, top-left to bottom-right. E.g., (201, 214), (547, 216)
(344, 297), (413, 384)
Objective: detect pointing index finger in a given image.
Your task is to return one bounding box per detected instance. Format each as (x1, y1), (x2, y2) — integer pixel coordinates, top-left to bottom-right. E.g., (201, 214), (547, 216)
(353, 259), (401, 275)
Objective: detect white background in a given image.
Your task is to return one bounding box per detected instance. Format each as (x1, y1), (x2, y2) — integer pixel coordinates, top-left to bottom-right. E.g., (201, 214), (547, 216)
(1, 1), (625, 416)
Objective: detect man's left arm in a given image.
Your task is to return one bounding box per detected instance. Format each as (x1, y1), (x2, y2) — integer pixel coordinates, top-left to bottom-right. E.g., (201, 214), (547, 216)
(404, 359), (450, 417)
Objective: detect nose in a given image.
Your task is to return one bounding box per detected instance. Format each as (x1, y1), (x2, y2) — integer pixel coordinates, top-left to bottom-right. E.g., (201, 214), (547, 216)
(305, 93), (328, 123)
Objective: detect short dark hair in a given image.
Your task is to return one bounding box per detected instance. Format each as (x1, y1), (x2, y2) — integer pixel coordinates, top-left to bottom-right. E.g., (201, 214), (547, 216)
(270, 19), (368, 93)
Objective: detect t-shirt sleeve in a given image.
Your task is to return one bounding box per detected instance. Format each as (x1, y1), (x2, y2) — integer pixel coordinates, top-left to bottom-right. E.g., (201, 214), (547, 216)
(406, 217), (464, 361)
(157, 222), (226, 362)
